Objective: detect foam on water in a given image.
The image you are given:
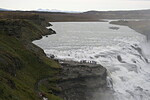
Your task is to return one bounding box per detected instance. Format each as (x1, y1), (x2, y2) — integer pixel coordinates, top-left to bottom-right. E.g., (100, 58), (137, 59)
(33, 22), (150, 100)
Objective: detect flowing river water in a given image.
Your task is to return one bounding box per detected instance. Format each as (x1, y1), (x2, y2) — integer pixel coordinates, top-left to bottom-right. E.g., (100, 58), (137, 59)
(33, 22), (150, 100)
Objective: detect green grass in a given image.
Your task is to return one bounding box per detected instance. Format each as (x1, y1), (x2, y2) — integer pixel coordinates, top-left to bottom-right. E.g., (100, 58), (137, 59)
(0, 18), (62, 100)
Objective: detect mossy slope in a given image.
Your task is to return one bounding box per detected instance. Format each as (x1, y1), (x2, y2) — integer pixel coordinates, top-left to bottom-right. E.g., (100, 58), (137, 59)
(0, 15), (62, 100)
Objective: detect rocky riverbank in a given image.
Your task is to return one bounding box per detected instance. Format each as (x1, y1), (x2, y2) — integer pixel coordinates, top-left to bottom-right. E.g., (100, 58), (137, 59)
(110, 20), (150, 41)
(51, 60), (112, 100)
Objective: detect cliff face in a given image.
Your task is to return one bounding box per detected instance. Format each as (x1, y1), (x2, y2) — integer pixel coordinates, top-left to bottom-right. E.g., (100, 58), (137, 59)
(57, 61), (108, 100)
(0, 12), (108, 100)
(0, 15), (62, 100)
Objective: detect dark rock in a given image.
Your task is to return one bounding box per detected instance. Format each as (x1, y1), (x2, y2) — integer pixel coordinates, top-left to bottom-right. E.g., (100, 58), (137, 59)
(117, 55), (122, 62)
(58, 61), (108, 100)
(48, 23), (53, 26)
(48, 28), (56, 34)
(131, 45), (149, 63)
(52, 30), (56, 34)
(109, 27), (119, 30)
(144, 58), (148, 63)
(48, 54), (55, 59)
(117, 55), (126, 63)
(131, 45), (142, 54)
(133, 60), (136, 63)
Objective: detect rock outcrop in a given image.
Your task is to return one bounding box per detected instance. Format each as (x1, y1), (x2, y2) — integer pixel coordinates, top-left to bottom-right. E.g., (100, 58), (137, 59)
(58, 61), (108, 100)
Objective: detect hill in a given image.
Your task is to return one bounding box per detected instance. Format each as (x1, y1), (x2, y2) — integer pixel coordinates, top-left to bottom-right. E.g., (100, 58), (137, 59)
(1, 9), (150, 22)
(0, 8), (12, 11)
(0, 14), (62, 100)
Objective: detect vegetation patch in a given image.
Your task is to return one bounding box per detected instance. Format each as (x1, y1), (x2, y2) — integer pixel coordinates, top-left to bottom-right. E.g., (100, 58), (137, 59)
(0, 13), (62, 100)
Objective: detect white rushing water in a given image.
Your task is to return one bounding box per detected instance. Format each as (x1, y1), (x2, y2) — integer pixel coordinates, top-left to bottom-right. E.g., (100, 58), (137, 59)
(33, 22), (150, 100)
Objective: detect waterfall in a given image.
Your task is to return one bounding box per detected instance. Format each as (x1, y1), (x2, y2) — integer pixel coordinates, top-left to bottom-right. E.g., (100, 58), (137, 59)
(33, 22), (150, 100)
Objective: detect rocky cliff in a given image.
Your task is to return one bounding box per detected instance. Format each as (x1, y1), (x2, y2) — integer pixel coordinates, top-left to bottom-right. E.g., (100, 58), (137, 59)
(57, 61), (110, 100)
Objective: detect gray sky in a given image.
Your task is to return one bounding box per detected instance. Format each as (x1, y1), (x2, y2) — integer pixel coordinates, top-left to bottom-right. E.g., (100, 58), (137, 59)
(1, 0), (150, 11)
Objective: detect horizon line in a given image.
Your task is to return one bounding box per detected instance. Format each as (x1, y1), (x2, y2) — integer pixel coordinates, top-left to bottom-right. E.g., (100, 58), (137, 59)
(1, 7), (150, 12)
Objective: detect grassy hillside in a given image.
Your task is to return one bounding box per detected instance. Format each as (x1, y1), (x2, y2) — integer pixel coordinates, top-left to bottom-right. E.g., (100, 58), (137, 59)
(0, 14), (62, 100)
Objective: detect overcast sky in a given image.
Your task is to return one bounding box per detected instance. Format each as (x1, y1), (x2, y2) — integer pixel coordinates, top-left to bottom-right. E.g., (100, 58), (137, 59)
(1, 0), (150, 11)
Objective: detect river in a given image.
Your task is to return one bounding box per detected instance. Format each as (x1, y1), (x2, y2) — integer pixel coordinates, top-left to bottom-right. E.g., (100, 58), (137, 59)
(33, 22), (150, 100)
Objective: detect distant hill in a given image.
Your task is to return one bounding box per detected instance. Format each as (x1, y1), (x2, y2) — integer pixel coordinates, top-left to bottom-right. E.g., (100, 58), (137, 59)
(84, 9), (150, 13)
(1, 9), (150, 22)
(36, 8), (81, 13)
(0, 8), (13, 11)
(82, 9), (150, 19)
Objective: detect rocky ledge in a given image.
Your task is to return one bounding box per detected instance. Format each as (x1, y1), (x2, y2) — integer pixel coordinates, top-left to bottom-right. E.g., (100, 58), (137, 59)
(57, 60), (109, 100)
